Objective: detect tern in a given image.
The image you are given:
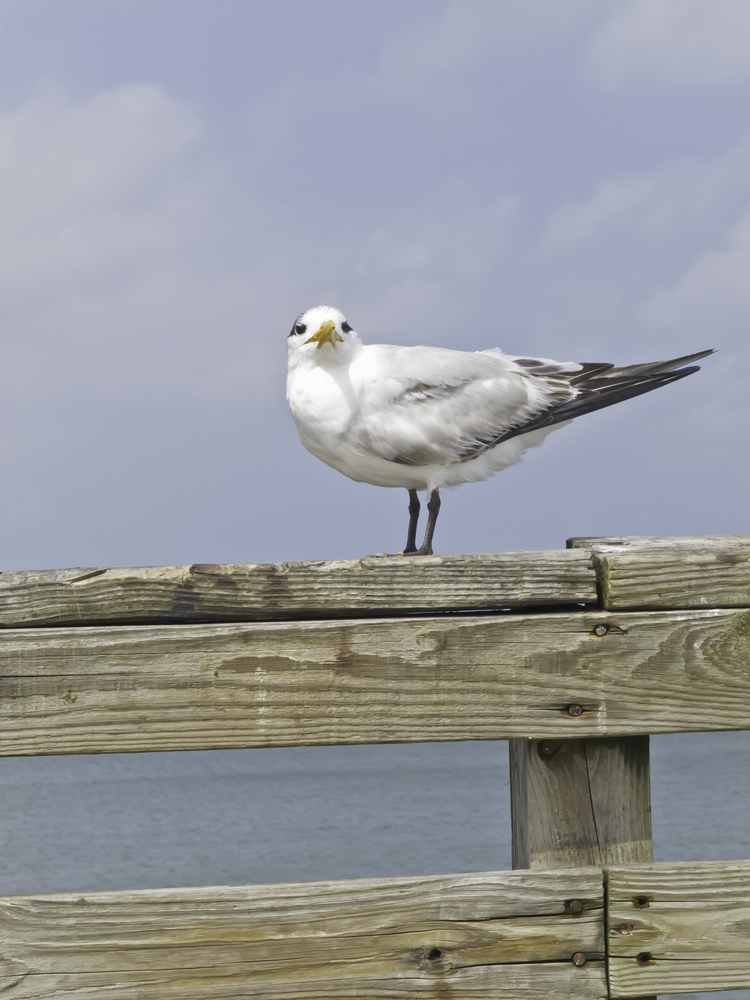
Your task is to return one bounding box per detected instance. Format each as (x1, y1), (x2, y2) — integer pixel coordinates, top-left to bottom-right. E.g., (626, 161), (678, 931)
(286, 305), (712, 556)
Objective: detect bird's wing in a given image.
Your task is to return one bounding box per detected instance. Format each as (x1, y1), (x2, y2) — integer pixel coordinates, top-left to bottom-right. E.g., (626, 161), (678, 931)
(348, 345), (575, 466)
(348, 345), (714, 467)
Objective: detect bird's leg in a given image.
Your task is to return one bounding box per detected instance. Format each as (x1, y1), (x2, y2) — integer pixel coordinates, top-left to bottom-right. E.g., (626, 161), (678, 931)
(417, 489), (441, 556)
(403, 488), (421, 554)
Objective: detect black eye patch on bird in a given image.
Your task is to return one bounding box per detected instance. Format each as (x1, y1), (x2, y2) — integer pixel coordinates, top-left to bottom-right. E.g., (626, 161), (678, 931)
(289, 322), (307, 337)
(342, 321), (352, 333)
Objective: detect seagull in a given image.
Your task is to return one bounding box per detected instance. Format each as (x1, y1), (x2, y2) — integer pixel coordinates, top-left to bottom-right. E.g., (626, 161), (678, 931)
(286, 305), (713, 556)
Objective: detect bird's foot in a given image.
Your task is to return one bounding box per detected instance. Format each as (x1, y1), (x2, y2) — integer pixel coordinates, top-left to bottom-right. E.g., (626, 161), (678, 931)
(369, 549), (435, 557)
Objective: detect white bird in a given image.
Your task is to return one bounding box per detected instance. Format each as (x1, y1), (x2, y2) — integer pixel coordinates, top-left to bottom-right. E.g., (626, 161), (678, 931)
(286, 305), (712, 555)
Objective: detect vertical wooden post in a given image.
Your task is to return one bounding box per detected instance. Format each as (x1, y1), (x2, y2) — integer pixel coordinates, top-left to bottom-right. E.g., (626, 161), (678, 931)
(510, 735), (654, 1000)
(510, 736), (652, 869)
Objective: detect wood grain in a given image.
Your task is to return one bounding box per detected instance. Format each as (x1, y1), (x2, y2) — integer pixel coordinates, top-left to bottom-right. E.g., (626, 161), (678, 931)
(1, 607), (749, 755)
(567, 535), (750, 611)
(509, 737), (652, 870)
(607, 860), (750, 997)
(0, 550), (596, 628)
(0, 869), (606, 999)
(510, 737), (655, 1000)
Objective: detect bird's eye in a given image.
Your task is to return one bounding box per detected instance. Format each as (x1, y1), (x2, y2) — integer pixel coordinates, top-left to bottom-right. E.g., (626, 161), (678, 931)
(289, 322), (307, 337)
(341, 321), (352, 333)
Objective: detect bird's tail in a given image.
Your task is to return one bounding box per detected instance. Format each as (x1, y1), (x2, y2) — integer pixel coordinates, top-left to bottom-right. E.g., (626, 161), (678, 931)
(495, 349), (714, 445)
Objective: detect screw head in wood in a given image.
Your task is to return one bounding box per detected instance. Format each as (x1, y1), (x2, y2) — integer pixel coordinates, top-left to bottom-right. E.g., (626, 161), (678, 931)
(569, 899), (584, 915)
(593, 623), (608, 636)
(572, 952), (586, 967)
(567, 703), (584, 717)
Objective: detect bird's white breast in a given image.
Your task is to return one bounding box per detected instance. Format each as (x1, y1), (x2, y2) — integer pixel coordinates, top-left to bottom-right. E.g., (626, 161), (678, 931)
(286, 362), (363, 473)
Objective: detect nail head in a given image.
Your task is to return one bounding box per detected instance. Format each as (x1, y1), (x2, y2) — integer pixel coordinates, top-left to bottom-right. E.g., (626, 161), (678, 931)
(593, 623), (608, 636)
(567, 704), (584, 717)
(572, 952), (586, 967)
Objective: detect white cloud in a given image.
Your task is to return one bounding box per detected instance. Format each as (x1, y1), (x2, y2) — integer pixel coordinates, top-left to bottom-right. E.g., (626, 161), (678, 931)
(510, 139), (750, 357)
(263, 0), (602, 126)
(585, 0), (750, 89)
(332, 132), (750, 374)
(0, 84), (201, 305)
(540, 143), (750, 255)
(380, 0), (590, 90)
(348, 186), (519, 343)
(358, 186), (517, 284)
(0, 83), (299, 407)
(644, 206), (750, 329)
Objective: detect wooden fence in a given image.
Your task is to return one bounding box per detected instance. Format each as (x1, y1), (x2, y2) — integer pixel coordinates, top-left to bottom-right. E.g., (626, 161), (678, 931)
(0, 534), (748, 998)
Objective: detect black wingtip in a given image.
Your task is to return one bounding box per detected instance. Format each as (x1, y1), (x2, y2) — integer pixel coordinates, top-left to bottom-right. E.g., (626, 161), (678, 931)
(573, 348), (715, 383)
(674, 348), (715, 365)
(491, 351), (714, 448)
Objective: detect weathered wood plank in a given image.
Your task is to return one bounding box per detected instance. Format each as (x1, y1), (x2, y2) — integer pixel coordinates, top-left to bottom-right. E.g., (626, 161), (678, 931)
(510, 736), (655, 1000)
(607, 860), (750, 997)
(1, 608), (749, 754)
(0, 551), (596, 628)
(510, 737), (652, 870)
(0, 869), (607, 999)
(507, 559), (658, 996)
(568, 535), (750, 610)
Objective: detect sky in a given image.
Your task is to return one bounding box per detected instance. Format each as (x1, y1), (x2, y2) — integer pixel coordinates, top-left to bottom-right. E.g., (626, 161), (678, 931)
(0, 0), (748, 570)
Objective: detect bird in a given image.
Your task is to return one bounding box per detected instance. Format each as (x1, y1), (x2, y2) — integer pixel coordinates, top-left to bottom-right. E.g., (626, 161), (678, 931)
(286, 305), (713, 556)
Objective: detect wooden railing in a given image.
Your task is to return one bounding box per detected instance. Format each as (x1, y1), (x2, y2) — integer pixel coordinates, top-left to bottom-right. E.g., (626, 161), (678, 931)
(0, 534), (748, 998)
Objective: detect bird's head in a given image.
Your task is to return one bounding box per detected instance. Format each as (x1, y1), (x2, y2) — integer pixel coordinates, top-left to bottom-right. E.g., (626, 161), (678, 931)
(286, 305), (360, 368)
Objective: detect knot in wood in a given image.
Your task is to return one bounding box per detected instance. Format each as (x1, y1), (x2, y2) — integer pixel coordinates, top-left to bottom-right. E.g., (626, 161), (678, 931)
(538, 740), (562, 761)
(413, 945), (449, 972)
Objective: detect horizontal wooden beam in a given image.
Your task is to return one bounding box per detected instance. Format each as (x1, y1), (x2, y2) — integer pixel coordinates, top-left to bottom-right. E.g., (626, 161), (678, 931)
(0, 550), (597, 628)
(2, 860), (747, 998)
(607, 859), (750, 997)
(0, 869), (606, 999)
(568, 535), (750, 611)
(3, 537), (747, 628)
(1, 607), (749, 755)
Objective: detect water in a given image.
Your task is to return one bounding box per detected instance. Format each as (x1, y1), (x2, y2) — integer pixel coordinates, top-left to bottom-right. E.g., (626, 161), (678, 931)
(0, 732), (747, 999)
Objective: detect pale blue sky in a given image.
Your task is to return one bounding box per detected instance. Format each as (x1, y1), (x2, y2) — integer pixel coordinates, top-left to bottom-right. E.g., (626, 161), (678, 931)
(0, 0), (747, 568)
